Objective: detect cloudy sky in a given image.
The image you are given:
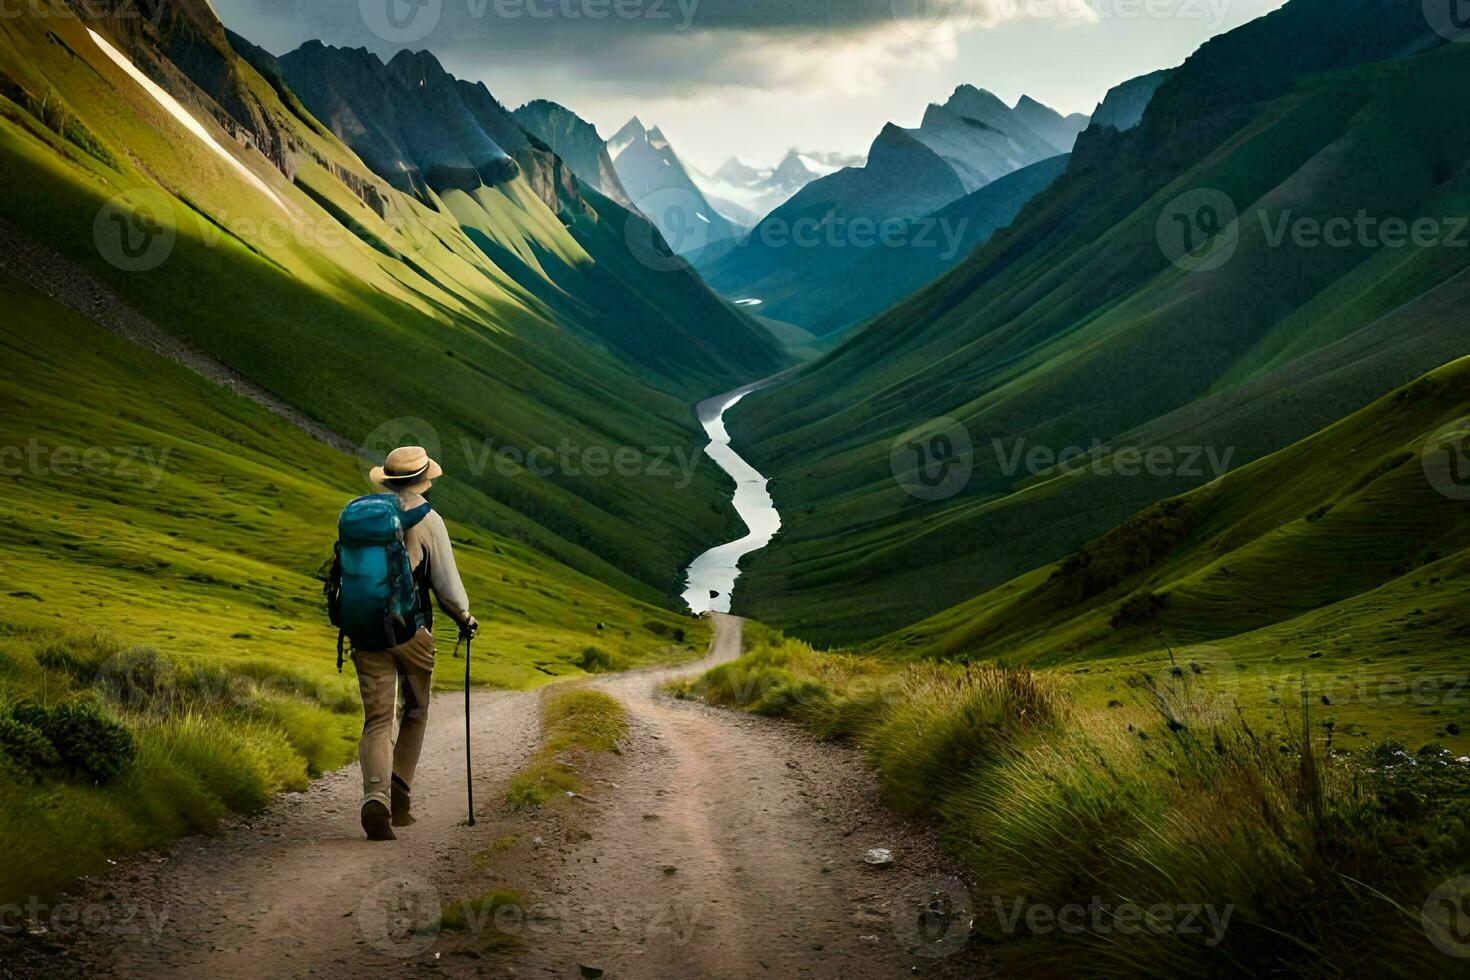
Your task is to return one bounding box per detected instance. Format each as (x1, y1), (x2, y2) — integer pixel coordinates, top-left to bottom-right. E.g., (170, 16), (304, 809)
(217, 0), (1287, 172)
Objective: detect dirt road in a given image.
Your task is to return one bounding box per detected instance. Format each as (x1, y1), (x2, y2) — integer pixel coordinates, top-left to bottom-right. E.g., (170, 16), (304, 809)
(31, 615), (986, 978)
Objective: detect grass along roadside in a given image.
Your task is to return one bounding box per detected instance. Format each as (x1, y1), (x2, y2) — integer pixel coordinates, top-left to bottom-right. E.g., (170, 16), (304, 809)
(670, 633), (1470, 976)
(0, 626), (360, 906)
(503, 688), (628, 810)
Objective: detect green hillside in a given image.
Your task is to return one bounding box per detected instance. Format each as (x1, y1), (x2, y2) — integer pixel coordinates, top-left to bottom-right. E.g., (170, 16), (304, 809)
(0, 5), (782, 606)
(0, 274), (707, 902)
(727, 2), (1470, 642)
(882, 356), (1470, 752)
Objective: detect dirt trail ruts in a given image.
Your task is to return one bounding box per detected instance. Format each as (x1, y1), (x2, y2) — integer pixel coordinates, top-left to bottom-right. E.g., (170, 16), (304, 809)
(31, 615), (986, 979)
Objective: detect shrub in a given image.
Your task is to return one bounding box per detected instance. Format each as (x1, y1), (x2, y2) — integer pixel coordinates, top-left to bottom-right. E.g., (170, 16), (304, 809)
(1110, 590), (1167, 629)
(9, 700), (136, 783)
(575, 645), (628, 674)
(0, 714), (62, 778)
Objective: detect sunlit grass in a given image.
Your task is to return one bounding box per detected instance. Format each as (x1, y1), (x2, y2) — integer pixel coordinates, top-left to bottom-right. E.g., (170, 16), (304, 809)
(503, 688), (627, 809)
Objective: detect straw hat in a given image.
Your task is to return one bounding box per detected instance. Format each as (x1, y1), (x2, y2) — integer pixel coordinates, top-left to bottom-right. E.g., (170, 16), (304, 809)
(370, 446), (443, 494)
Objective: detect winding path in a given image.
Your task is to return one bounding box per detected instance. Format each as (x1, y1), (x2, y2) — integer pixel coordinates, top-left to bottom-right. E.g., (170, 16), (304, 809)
(39, 616), (986, 978)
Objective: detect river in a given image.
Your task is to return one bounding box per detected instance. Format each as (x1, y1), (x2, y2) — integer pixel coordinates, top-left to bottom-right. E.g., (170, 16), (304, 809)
(680, 381), (782, 615)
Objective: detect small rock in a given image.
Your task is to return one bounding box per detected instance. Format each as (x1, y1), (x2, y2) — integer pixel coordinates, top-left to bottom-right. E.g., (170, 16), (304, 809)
(579, 966), (604, 978)
(862, 848), (895, 869)
(661, 865), (679, 876)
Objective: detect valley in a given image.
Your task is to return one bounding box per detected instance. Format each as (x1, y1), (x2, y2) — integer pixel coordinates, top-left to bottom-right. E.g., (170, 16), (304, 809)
(2, 0), (1469, 974)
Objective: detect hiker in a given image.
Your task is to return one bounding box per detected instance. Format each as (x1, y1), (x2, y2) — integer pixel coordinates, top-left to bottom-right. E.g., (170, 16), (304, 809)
(343, 446), (477, 841)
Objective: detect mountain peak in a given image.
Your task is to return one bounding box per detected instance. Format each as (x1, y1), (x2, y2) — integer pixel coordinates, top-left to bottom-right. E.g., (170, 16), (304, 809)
(771, 149), (812, 182)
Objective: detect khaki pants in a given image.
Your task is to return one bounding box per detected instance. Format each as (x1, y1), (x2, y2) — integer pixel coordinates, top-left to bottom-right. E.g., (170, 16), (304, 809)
(352, 628), (436, 809)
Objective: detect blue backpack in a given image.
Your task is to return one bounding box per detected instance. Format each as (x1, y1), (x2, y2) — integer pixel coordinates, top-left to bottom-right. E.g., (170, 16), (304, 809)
(323, 494), (432, 670)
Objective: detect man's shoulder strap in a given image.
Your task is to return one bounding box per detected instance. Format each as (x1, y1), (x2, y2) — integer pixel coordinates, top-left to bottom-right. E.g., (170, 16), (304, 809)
(401, 502), (432, 532)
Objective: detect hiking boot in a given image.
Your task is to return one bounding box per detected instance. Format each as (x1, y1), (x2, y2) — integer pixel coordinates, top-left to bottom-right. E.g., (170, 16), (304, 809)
(391, 776), (415, 827)
(361, 799), (396, 841)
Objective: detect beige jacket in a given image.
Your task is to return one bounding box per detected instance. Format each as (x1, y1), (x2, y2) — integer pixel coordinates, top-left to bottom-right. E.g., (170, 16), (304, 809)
(397, 491), (470, 625)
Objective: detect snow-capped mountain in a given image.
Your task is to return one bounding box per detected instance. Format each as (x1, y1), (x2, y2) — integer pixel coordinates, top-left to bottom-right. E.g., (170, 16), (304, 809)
(607, 117), (741, 258)
(690, 149), (866, 227)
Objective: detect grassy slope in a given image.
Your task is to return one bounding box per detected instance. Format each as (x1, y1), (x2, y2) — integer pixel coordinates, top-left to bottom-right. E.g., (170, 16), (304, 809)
(0, 10), (773, 603)
(727, 22), (1470, 643)
(0, 274), (708, 902)
(879, 356), (1470, 753)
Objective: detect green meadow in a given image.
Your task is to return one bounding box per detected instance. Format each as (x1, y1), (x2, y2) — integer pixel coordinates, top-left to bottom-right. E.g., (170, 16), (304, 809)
(0, 278), (707, 904)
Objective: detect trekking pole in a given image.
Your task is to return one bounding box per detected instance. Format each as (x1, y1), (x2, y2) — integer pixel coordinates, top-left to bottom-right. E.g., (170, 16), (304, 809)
(461, 622), (475, 827)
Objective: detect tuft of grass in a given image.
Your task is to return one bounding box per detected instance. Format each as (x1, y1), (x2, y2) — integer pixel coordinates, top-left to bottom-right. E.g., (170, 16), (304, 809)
(437, 889), (527, 952)
(503, 688), (626, 809)
(471, 833), (520, 871)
